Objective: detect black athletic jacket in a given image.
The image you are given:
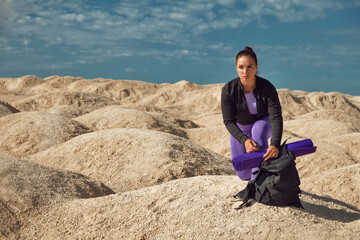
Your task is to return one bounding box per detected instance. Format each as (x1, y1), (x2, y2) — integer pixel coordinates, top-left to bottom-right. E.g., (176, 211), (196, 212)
(221, 76), (283, 148)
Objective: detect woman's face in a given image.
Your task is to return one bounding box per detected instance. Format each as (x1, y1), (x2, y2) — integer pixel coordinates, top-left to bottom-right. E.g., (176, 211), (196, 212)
(236, 55), (258, 86)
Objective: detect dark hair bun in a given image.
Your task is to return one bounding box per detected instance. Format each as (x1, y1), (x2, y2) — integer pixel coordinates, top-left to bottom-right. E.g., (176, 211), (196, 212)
(245, 46), (254, 53)
(235, 46), (258, 65)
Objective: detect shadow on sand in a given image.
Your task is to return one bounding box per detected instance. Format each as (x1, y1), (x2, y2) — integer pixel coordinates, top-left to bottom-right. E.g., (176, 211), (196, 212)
(300, 191), (360, 223)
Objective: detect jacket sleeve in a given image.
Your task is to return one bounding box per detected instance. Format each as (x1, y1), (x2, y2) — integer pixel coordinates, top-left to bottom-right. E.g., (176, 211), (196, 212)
(267, 85), (283, 148)
(221, 85), (248, 145)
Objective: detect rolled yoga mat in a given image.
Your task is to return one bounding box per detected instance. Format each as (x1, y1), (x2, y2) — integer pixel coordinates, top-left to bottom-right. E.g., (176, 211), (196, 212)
(232, 139), (317, 172)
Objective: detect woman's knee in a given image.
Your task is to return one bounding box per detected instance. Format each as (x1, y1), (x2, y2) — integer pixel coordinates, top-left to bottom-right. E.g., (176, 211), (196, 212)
(252, 117), (272, 139)
(235, 169), (252, 181)
(230, 135), (246, 157)
(254, 117), (271, 130)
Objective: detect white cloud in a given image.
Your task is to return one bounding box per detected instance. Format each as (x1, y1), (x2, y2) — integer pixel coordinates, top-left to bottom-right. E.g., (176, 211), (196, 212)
(217, 0), (237, 6)
(22, 39), (30, 46)
(125, 68), (137, 73)
(256, 44), (360, 68)
(60, 13), (86, 22)
(243, 0), (346, 22)
(77, 60), (92, 64)
(208, 42), (232, 51)
(1, 0), (358, 67)
(0, 0), (11, 29)
(323, 28), (360, 39)
(168, 12), (189, 21)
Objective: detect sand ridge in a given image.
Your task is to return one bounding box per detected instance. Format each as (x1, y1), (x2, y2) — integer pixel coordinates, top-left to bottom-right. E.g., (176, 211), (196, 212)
(0, 153), (114, 238)
(0, 111), (92, 158)
(0, 100), (20, 118)
(28, 128), (233, 192)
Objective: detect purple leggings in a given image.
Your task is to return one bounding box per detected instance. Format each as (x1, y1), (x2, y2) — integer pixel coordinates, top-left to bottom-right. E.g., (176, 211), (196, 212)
(230, 116), (272, 181)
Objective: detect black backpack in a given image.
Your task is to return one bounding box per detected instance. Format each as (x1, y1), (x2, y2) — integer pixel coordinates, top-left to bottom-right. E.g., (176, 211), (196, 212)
(233, 142), (303, 209)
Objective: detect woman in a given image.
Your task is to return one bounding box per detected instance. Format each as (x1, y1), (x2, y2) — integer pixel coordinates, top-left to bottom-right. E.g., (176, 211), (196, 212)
(221, 46), (283, 181)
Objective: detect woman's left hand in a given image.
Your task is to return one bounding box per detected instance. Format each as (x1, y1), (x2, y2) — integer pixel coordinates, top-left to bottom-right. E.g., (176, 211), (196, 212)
(263, 145), (279, 161)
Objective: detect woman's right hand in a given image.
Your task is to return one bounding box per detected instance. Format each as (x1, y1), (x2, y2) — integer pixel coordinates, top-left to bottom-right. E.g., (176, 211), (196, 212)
(244, 139), (260, 153)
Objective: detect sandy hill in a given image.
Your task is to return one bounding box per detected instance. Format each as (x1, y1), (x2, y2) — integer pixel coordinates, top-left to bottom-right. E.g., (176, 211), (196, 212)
(0, 75), (359, 239)
(12, 91), (118, 113)
(0, 111), (91, 158)
(74, 105), (199, 138)
(28, 128), (233, 192)
(0, 153), (114, 239)
(21, 175), (360, 240)
(277, 89), (360, 120)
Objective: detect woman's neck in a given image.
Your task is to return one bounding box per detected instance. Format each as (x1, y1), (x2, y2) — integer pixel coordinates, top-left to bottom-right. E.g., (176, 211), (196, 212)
(241, 77), (256, 93)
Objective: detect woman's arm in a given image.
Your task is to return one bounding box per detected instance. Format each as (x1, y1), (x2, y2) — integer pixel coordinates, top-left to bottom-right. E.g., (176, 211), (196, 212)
(263, 83), (283, 160)
(221, 85), (249, 145)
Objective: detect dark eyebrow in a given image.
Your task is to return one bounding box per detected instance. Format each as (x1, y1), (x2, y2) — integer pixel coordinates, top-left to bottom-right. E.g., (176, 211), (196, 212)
(237, 64), (254, 67)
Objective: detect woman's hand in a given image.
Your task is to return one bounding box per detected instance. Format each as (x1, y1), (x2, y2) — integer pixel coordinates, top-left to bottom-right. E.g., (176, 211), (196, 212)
(263, 145), (279, 161)
(244, 139), (260, 153)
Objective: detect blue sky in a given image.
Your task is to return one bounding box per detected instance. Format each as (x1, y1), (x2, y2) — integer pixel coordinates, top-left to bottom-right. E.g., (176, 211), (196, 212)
(1, 0), (360, 95)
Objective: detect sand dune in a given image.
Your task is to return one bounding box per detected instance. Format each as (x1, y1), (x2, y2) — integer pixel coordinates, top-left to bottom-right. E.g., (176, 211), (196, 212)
(12, 91), (117, 113)
(21, 176), (360, 240)
(74, 105), (199, 138)
(0, 153), (114, 239)
(306, 92), (360, 113)
(136, 81), (223, 114)
(0, 100), (19, 117)
(277, 89), (311, 118)
(28, 128), (233, 192)
(295, 109), (360, 128)
(66, 78), (160, 103)
(294, 140), (356, 178)
(45, 105), (86, 118)
(0, 75), (45, 94)
(0, 154), (114, 213)
(284, 119), (356, 139)
(323, 133), (360, 160)
(0, 111), (91, 158)
(302, 163), (360, 206)
(186, 126), (231, 158)
(277, 89), (360, 120)
(0, 75), (359, 239)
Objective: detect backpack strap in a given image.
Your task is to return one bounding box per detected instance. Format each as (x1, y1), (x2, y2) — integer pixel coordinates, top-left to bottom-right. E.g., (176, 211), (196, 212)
(234, 169), (263, 210)
(257, 188), (270, 204)
(235, 200), (252, 209)
(281, 137), (291, 149)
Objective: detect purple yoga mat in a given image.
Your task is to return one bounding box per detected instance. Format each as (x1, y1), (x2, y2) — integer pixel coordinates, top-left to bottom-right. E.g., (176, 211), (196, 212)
(232, 139), (317, 172)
